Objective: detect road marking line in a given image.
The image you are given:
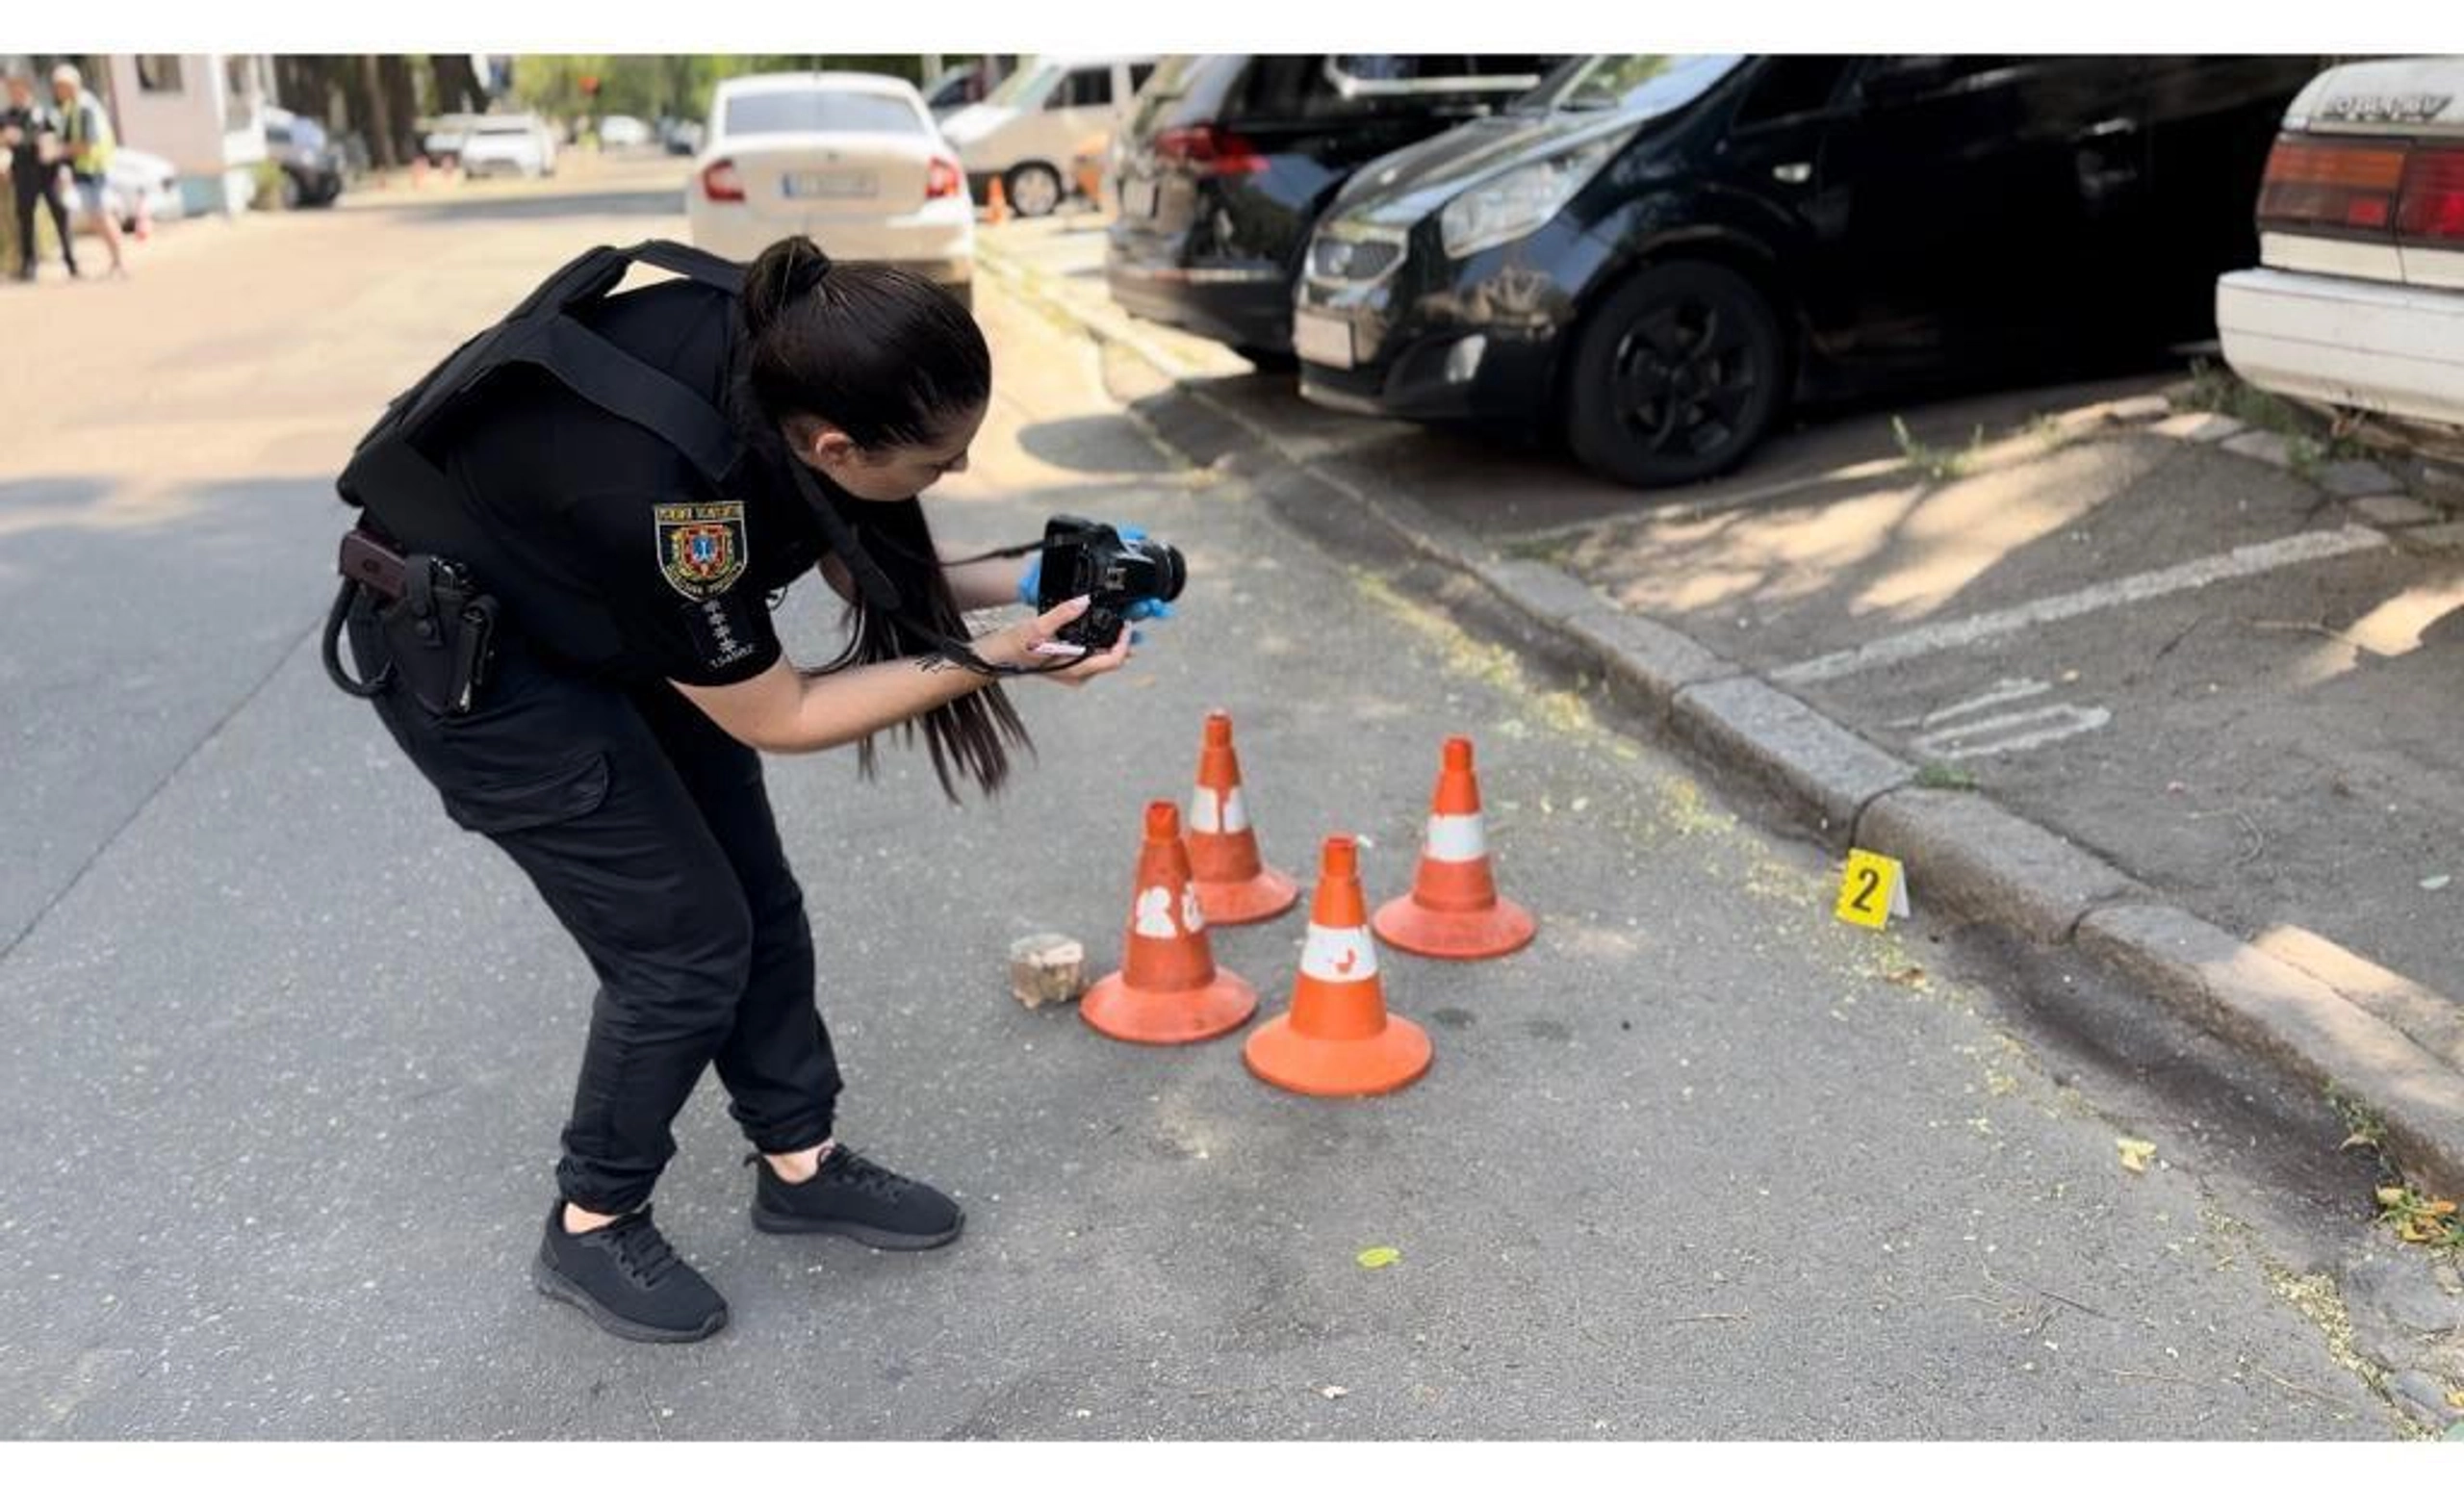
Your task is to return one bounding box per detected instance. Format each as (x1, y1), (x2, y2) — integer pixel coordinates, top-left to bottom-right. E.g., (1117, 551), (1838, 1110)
(1773, 526), (2390, 685)
(1915, 704), (2115, 760)
(1891, 677), (2053, 730)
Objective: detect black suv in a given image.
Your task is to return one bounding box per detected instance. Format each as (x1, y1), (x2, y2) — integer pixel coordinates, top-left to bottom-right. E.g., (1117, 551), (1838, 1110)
(1106, 55), (1564, 367)
(1296, 55), (2319, 486)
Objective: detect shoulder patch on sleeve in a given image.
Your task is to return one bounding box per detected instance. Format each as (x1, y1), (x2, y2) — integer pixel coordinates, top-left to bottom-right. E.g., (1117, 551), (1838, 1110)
(654, 500), (750, 599)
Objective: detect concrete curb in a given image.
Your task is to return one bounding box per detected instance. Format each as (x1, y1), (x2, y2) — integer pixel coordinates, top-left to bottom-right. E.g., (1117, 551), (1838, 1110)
(2078, 907), (2464, 1197)
(980, 234), (2464, 1194)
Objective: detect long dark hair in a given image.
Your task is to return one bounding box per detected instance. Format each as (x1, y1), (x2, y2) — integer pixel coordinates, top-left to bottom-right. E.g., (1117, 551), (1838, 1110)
(735, 235), (1028, 801)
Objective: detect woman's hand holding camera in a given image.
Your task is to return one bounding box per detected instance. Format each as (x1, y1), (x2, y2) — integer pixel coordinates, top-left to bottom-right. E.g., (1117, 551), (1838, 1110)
(978, 596), (1133, 687)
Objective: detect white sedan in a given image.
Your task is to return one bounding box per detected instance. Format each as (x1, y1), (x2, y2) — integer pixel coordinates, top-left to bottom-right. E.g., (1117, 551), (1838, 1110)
(685, 71), (974, 308)
(2219, 57), (2464, 434)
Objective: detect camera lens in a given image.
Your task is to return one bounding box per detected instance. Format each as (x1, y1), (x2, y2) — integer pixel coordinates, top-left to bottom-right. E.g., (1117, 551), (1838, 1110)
(1153, 542), (1187, 602)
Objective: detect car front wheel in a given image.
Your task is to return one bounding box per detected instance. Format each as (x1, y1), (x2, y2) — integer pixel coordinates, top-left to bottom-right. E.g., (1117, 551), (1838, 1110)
(1563, 260), (1785, 489)
(1005, 163), (1064, 218)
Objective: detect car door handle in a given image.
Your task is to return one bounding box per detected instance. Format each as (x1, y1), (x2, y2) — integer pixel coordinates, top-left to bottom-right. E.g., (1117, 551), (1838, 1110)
(1771, 161), (1811, 184)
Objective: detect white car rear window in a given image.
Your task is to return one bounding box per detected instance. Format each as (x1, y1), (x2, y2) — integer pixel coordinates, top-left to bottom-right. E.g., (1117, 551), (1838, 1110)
(726, 91), (923, 137)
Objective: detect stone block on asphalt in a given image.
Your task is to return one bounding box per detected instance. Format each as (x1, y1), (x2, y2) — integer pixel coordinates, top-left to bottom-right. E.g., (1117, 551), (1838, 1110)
(1561, 607), (1738, 721)
(2078, 905), (2464, 1198)
(2314, 459), (2403, 499)
(1858, 788), (2140, 944)
(1478, 559), (1609, 626)
(2152, 412), (2245, 444)
(2220, 430), (2296, 469)
(2351, 494), (2441, 527)
(1670, 678), (1912, 840)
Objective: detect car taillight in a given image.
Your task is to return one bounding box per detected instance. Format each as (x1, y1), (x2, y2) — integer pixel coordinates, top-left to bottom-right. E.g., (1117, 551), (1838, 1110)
(2256, 134), (2406, 233)
(1150, 124), (1266, 177)
(701, 159), (745, 203)
(926, 156), (963, 199)
(2397, 144), (2464, 244)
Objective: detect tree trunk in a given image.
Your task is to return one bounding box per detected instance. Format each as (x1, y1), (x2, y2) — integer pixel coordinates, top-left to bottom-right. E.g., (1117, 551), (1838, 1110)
(377, 56), (422, 166)
(429, 54), (484, 116)
(358, 54), (398, 169)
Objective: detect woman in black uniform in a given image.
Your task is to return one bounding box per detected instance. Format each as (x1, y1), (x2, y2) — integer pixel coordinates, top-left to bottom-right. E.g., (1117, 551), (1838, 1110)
(339, 235), (1144, 1344)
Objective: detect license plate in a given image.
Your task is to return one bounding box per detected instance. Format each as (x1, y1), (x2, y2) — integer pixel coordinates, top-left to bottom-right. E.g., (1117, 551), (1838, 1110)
(1121, 178), (1158, 218)
(1293, 311), (1354, 370)
(782, 170), (876, 200)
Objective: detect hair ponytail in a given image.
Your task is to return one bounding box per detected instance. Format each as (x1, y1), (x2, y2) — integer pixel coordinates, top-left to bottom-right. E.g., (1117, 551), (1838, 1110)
(734, 236), (1023, 802)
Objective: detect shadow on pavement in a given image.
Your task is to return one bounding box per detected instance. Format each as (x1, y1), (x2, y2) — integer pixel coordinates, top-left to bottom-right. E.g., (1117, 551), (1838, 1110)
(1015, 415), (1180, 477)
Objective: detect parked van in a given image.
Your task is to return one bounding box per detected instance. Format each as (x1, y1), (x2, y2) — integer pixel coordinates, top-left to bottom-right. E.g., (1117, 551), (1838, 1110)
(937, 55), (1161, 217)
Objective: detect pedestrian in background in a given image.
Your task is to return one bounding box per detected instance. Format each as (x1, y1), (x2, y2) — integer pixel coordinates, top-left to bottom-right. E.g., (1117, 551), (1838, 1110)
(3, 71), (77, 281)
(50, 64), (125, 278)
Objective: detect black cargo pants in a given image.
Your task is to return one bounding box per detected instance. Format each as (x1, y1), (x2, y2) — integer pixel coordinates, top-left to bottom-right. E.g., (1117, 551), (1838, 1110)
(348, 601), (842, 1215)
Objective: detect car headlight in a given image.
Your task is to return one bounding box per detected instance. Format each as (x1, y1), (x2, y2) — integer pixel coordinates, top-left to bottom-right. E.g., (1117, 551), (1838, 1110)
(1439, 134), (1628, 261)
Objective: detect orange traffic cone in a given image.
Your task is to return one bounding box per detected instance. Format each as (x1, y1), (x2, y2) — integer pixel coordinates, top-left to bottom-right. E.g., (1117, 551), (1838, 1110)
(1185, 710), (1298, 926)
(1081, 801), (1258, 1045)
(1244, 835), (1432, 1097)
(984, 175), (1010, 224)
(1373, 736), (1535, 961)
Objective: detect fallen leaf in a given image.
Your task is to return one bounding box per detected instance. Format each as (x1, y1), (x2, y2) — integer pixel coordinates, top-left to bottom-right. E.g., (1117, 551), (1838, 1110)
(2379, 1187), (2411, 1208)
(2117, 1138), (2158, 1174)
(1887, 966), (1927, 987)
(2448, 1390), (2464, 1411)
(1356, 1246), (1401, 1270)
(1319, 1386), (1349, 1400)
(2424, 876), (2452, 892)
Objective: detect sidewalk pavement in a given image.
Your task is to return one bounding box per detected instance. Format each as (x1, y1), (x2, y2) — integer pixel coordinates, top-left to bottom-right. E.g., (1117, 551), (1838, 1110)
(978, 219), (2464, 1203)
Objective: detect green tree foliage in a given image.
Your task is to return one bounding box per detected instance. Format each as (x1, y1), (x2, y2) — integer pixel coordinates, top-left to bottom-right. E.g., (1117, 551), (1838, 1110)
(509, 56), (931, 126)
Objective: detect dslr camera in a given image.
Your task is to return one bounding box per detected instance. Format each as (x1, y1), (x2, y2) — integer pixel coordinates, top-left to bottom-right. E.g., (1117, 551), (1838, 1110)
(1035, 514), (1187, 650)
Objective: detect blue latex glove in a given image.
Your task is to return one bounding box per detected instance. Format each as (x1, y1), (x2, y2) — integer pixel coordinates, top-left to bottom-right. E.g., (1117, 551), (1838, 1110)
(1016, 524), (1177, 625)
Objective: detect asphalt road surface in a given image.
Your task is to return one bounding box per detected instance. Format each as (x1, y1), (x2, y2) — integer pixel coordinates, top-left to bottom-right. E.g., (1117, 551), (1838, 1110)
(0, 159), (2411, 1439)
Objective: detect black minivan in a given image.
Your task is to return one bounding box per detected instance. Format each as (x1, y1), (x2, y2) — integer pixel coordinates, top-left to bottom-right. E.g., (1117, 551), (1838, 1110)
(1107, 55), (1564, 367)
(1295, 55), (2318, 486)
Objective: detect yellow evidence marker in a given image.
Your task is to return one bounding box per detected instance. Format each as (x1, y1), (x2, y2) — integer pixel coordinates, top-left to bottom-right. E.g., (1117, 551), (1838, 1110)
(1835, 850), (1910, 930)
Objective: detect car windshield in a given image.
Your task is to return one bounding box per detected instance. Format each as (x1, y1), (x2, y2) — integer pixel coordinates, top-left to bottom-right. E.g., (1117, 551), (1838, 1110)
(725, 90), (923, 136)
(1521, 54), (1742, 115)
(986, 63), (1060, 109)
(476, 120), (534, 135)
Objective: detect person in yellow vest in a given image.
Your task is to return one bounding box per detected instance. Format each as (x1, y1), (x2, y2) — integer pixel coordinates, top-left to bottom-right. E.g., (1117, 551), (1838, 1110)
(50, 64), (126, 277)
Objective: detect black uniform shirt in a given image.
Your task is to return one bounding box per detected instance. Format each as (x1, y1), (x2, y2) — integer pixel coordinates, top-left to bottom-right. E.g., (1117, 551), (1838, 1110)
(3, 101), (63, 182)
(428, 277), (833, 687)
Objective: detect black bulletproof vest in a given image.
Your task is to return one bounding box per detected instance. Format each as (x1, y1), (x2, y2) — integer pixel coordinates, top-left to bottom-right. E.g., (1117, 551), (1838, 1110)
(337, 240), (758, 669)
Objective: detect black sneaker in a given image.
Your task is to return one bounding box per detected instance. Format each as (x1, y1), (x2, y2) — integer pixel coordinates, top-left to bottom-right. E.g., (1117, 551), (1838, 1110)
(531, 1202), (729, 1344)
(749, 1145), (965, 1249)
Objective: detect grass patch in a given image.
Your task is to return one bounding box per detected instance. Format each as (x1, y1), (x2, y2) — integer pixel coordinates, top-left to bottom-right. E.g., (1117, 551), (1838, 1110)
(1891, 416), (1985, 484)
(1913, 762), (1980, 791)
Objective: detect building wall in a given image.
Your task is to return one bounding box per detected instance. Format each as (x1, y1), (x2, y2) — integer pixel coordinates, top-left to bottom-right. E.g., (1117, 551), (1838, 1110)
(104, 54), (271, 214)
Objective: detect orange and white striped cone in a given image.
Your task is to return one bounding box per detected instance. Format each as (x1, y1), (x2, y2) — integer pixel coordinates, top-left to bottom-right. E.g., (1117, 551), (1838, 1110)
(1185, 710), (1298, 926)
(984, 175), (1010, 224)
(1244, 835), (1431, 1097)
(1082, 801), (1258, 1045)
(1373, 736), (1536, 961)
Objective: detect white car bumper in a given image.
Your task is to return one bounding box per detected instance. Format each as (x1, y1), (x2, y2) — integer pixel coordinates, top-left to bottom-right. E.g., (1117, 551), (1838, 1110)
(686, 195), (974, 284)
(2218, 267), (2464, 431)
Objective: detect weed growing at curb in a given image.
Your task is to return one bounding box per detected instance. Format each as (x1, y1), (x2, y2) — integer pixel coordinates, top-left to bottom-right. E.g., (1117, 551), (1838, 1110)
(2331, 1086), (2391, 1155)
(2375, 1186), (2464, 1249)
(1892, 416), (1985, 484)
(1913, 762), (1980, 791)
